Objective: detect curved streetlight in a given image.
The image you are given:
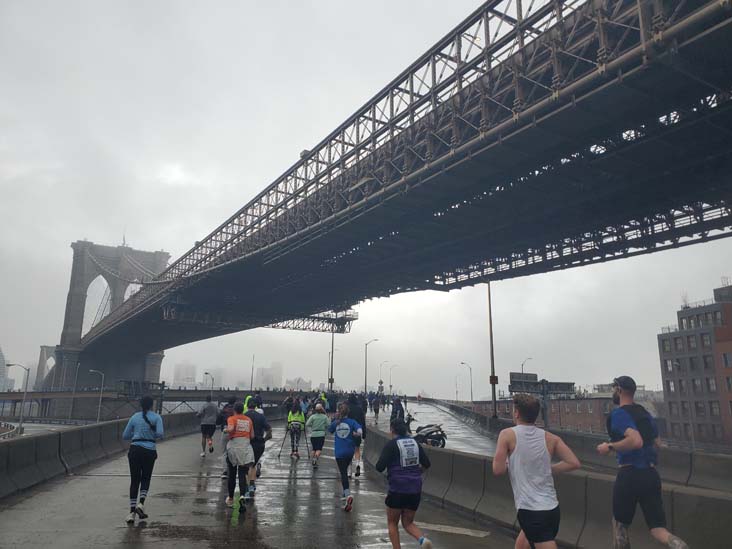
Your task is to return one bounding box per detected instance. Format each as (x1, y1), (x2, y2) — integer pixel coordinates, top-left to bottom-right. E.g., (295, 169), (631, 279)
(364, 338), (379, 394)
(521, 357), (533, 374)
(6, 363), (30, 433)
(460, 361), (473, 402)
(88, 369), (105, 423)
(204, 371), (214, 399)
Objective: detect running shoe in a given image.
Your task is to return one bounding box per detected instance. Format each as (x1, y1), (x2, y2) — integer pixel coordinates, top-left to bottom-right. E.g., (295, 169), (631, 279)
(225, 496), (234, 507)
(221, 470), (228, 478)
(244, 489), (253, 502)
(239, 495), (246, 508)
(311, 458), (317, 466)
(200, 452), (206, 457)
(355, 464), (361, 477)
(256, 462), (261, 478)
(294, 451), (300, 459)
(249, 482), (256, 493)
(125, 512), (136, 524)
(135, 504), (148, 519)
(344, 495), (354, 512)
(419, 538), (433, 548)
(208, 439), (214, 453)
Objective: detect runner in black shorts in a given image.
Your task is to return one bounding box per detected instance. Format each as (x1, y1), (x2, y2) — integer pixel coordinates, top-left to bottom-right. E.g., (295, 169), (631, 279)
(375, 418), (433, 549)
(598, 376), (688, 549)
(245, 399), (272, 495)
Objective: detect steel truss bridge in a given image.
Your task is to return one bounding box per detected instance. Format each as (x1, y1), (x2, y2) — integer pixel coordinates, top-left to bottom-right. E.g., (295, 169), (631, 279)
(81, 0), (732, 358)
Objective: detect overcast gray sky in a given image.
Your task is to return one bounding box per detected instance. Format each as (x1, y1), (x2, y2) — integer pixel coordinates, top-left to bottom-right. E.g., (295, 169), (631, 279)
(1, 1), (730, 398)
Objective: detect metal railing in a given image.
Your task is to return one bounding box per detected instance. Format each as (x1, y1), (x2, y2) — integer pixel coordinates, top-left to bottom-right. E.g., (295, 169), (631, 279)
(0, 421), (19, 439)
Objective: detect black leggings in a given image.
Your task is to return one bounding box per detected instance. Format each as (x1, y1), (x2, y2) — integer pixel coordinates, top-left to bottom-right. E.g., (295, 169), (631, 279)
(128, 445), (157, 504)
(290, 425), (302, 451)
(336, 456), (353, 492)
(226, 457), (250, 498)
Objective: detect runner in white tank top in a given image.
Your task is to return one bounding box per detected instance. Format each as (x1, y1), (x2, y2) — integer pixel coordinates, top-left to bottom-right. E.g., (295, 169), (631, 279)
(493, 394), (581, 549)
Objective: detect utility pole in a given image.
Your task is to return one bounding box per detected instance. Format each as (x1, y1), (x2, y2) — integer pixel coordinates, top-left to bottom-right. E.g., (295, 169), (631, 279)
(364, 339), (378, 394)
(328, 324), (335, 391)
(250, 354), (255, 391)
(488, 281), (498, 418)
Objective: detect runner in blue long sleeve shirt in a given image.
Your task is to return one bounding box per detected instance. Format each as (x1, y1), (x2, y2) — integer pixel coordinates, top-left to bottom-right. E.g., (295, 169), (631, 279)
(328, 402), (362, 512)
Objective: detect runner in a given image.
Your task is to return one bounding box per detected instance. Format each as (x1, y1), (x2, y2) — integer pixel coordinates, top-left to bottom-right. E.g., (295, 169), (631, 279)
(493, 393), (581, 549)
(287, 401), (306, 458)
(374, 394), (381, 423)
(598, 376), (689, 549)
(245, 398), (272, 497)
(328, 402), (363, 512)
(197, 395), (218, 457)
(122, 395), (164, 524)
(224, 401), (255, 509)
(375, 418), (433, 549)
(390, 397), (405, 423)
(306, 403), (329, 468)
(348, 394), (367, 477)
(217, 396), (237, 478)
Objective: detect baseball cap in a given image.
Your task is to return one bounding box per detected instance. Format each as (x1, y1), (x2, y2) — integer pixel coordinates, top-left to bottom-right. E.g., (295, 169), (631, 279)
(612, 376), (637, 393)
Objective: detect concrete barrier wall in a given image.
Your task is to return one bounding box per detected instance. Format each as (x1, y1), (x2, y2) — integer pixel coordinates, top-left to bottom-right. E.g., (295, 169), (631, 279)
(364, 423), (732, 548)
(0, 412), (199, 501)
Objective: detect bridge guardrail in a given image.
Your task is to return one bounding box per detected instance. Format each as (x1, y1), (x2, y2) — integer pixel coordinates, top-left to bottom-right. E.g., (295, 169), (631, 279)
(364, 421), (732, 548)
(0, 421), (19, 440)
(0, 412), (200, 501)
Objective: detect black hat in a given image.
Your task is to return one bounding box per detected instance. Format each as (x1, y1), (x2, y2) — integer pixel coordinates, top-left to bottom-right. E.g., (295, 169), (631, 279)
(613, 376), (637, 393)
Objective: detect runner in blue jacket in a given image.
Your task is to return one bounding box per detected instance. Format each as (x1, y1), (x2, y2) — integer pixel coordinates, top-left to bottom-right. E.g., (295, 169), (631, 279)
(328, 402), (363, 512)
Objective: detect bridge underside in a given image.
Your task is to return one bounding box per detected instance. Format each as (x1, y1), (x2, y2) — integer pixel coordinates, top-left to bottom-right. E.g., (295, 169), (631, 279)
(81, 2), (732, 366)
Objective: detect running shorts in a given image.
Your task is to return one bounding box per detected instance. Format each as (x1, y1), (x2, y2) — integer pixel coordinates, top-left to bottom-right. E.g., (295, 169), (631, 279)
(311, 436), (325, 452)
(385, 492), (421, 511)
(201, 424), (216, 437)
(613, 467), (666, 529)
(251, 440), (266, 464)
(517, 506), (560, 544)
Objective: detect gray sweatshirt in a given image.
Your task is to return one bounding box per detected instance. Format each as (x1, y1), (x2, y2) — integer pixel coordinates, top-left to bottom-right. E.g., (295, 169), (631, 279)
(198, 402), (218, 425)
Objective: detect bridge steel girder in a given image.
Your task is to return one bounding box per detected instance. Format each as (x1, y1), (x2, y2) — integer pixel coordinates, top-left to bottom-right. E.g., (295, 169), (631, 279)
(79, 1), (732, 359)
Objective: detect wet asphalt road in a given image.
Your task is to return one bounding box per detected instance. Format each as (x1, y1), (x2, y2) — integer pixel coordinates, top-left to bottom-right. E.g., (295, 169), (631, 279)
(0, 418), (516, 548)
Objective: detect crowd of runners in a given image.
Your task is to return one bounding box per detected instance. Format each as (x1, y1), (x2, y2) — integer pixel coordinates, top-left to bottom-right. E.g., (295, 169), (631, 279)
(121, 375), (689, 549)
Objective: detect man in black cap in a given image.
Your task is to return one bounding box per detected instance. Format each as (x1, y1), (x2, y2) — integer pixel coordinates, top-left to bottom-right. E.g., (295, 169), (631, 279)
(597, 376), (688, 549)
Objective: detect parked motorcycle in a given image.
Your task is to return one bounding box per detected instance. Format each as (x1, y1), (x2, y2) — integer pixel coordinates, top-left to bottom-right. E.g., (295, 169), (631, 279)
(406, 412), (447, 447)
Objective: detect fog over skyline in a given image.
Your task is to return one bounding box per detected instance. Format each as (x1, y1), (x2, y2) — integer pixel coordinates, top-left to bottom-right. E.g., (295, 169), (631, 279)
(1, 1), (731, 399)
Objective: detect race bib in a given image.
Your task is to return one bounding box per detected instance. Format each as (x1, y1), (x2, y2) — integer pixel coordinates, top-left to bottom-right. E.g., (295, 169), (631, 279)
(236, 419), (251, 434)
(335, 422), (352, 439)
(397, 438), (419, 467)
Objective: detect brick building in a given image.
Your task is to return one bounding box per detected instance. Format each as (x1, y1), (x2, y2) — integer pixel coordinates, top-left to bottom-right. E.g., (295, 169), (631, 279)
(658, 283), (732, 445)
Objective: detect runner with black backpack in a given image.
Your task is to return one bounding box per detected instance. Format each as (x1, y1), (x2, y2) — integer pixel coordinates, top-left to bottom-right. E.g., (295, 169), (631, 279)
(597, 376), (688, 549)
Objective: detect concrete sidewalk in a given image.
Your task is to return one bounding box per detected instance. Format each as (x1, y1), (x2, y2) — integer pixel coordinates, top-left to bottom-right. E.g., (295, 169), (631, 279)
(0, 422), (516, 548)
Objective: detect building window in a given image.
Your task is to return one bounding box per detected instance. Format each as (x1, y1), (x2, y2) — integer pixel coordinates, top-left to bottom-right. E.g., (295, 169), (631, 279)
(693, 378), (703, 393)
(669, 402), (679, 416)
(684, 423), (692, 440)
(603, 402), (611, 413)
(713, 424), (724, 439)
(588, 403), (593, 413)
(707, 378), (717, 392)
(695, 401), (706, 416)
(664, 359), (673, 373)
(698, 424), (706, 438)
(727, 377), (732, 391)
(679, 379), (688, 394)
(566, 405), (570, 414)
(576, 402), (582, 413)
(680, 317), (688, 330)
(710, 401), (721, 417)
(505, 402), (510, 412)
(724, 353), (732, 368)
(715, 310), (723, 324)
(704, 355), (714, 369)
(681, 401), (690, 417)
(705, 312), (714, 326)
(690, 316), (697, 328)
(702, 334), (712, 348)
(688, 336), (698, 350)
(689, 357), (699, 371)
(672, 423), (681, 438)
(667, 380), (676, 393)
(662, 339), (672, 352)
(550, 403), (556, 412)
(675, 338), (684, 352)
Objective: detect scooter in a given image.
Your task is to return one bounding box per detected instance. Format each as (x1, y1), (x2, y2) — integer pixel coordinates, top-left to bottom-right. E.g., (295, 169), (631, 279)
(406, 412), (447, 448)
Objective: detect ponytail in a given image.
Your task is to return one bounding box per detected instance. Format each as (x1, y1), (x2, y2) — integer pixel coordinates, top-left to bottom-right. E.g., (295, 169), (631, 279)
(140, 395), (157, 433)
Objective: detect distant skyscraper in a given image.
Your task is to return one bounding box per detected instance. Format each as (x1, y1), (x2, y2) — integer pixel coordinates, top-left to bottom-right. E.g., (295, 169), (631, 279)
(172, 362), (197, 387)
(0, 345), (7, 391)
(270, 362), (283, 388)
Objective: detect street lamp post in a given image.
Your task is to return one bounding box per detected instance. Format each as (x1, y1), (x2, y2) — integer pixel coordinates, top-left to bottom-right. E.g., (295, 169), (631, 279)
(521, 357), (533, 374)
(88, 369), (105, 423)
(6, 363), (30, 433)
(454, 374), (459, 402)
(364, 339), (378, 394)
(460, 362), (474, 402)
(487, 281), (498, 418)
(204, 372), (214, 399)
(68, 361), (81, 420)
(328, 325), (335, 391)
(389, 364), (399, 397)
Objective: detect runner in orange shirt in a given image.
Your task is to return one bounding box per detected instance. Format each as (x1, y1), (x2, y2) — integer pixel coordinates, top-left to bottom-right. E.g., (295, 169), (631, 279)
(224, 402), (255, 509)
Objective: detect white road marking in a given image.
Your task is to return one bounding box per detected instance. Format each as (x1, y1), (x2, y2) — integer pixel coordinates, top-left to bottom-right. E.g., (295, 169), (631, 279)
(416, 522), (492, 538)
